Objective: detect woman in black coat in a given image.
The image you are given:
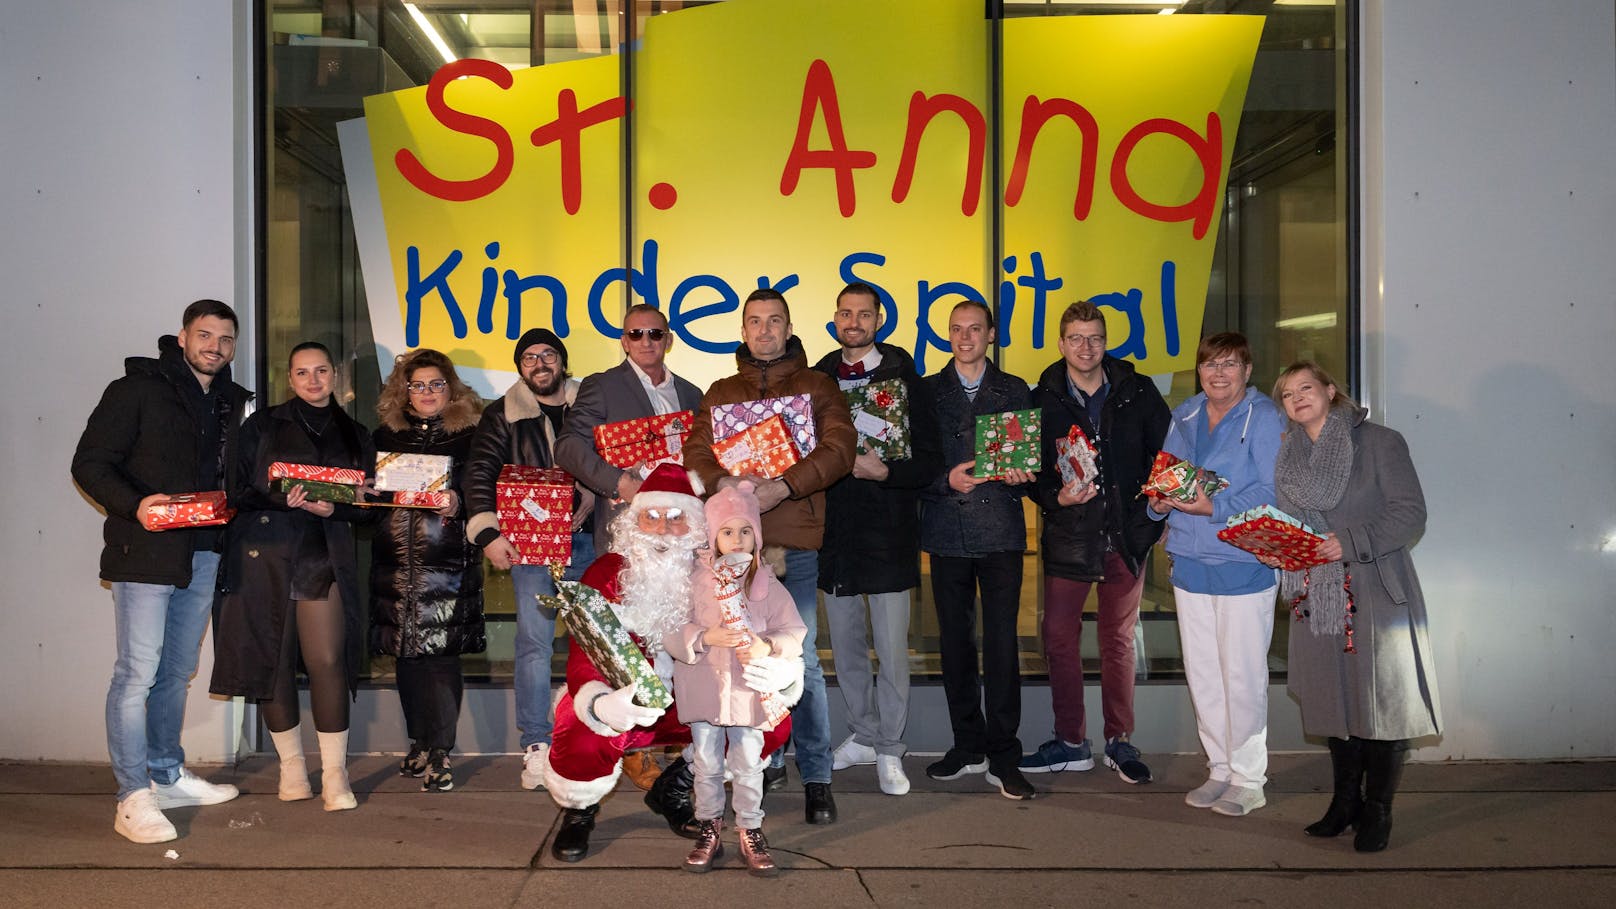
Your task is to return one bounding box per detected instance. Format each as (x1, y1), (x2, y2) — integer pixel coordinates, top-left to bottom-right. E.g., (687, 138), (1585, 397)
(369, 349), (485, 792)
(211, 342), (374, 812)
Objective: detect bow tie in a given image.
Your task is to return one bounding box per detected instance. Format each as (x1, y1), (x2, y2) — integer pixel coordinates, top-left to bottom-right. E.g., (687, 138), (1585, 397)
(836, 360), (867, 380)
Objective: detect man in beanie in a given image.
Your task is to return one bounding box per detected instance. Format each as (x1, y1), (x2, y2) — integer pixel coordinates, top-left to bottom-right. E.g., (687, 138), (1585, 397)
(464, 327), (597, 790)
(542, 463), (796, 861)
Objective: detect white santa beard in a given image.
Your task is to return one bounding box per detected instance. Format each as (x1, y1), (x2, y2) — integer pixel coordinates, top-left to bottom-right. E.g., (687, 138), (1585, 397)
(613, 529), (700, 650)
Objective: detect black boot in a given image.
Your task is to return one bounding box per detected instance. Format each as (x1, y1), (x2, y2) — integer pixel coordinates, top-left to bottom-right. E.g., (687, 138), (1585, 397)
(551, 804), (598, 862)
(1355, 739), (1408, 853)
(644, 755), (699, 838)
(1304, 736), (1363, 837)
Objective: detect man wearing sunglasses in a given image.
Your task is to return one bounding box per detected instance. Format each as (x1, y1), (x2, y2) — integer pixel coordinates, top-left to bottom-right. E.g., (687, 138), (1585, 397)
(464, 327), (597, 793)
(556, 304), (703, 552)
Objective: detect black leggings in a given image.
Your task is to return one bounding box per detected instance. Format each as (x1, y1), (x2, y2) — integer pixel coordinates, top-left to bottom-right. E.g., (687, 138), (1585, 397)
(261, 587), (348, 734)
(396, 654), (464, 752)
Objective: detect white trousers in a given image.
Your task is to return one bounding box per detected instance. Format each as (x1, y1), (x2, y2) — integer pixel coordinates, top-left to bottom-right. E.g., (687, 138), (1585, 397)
(689, 721), (766, 829)
(1173, 586), (1277, 789)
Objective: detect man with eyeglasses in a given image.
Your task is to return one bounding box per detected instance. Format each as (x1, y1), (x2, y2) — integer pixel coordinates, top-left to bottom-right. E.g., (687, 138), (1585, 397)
(1020, 300), (1170, 785)
(464, 327), (597, 792)
(682, 288), (858, 826)
(809, 282), (943, 797)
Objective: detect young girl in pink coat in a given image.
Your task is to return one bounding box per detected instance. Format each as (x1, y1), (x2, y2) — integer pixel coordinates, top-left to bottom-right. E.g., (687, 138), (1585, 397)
(666, 480), (806, 876)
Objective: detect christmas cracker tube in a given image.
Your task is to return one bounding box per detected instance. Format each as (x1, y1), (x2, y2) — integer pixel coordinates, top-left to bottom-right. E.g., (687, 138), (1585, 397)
(711, 552), (790, 731)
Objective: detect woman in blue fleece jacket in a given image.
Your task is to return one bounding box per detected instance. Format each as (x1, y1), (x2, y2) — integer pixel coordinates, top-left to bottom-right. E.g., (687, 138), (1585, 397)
(1148, 332), (1284, 818)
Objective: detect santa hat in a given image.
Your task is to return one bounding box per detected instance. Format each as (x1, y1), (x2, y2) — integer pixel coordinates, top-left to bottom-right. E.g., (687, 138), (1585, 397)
(632, 461), (705, 519)
(704, 480), (770, 600)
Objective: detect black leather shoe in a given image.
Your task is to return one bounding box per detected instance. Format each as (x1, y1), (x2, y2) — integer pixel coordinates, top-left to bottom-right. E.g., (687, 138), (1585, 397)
(644, 756), (699, 838)
(804, 782), (837, 825)
(551, 804), (598, 863)
(762, 764), (788, 792)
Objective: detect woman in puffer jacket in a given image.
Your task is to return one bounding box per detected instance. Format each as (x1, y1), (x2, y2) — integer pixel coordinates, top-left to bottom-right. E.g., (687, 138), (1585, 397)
(370, 349), (485, 792)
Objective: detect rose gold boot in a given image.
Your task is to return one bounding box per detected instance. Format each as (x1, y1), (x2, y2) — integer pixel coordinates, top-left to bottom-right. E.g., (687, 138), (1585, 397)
(738, 826), (778, 877)
(682, 818), (723, 873)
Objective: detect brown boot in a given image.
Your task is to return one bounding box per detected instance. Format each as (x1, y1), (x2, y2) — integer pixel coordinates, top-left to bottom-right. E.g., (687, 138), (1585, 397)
(683, 818), (724, 873)
(621, 750), (662, 791)
(738, 826), (778, 877)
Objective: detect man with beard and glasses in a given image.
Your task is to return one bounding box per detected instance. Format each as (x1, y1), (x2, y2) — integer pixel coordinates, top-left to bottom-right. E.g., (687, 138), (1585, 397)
(464, 328), (597, 792)
(72, 299), (249, 843)
(542, 464), (797, 861)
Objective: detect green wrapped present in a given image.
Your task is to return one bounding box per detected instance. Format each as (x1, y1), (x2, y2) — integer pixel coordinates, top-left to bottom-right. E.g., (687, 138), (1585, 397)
(974, 408), (1041, 478)
(275, 477), (357, 504)
(845, 378), (911, 460)
(540, 577), (672, 710)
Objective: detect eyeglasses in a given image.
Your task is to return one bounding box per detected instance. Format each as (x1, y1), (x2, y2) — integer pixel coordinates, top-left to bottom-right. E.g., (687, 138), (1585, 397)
(1063, 334), (1106, 349)
(624, 328), (668, 342)
(1198, 359), (1246, 372)
(519, 350), (561, 367)
(406, 379), (449, 395)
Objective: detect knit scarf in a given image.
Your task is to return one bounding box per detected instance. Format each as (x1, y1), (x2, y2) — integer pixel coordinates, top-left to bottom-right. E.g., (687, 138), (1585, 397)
(1275, 405), (1356, 637)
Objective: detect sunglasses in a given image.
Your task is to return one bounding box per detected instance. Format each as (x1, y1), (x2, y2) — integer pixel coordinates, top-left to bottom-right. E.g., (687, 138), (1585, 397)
(624, 328), (668, 342)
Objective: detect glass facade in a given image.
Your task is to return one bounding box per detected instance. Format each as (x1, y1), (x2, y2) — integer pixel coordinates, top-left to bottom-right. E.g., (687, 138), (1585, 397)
(260, 0), (1352, 684)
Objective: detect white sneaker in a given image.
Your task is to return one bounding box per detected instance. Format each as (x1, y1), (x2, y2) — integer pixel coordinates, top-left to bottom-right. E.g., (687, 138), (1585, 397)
(152, 768), (240, 809)
(1211, 785), (1266, 817)
(114, 789), (176, 844)
(831, 736), (877, 771)
(876, 754), (910, 796)
(521, 742), (549, 790)
(1185, 778), (1228, 809)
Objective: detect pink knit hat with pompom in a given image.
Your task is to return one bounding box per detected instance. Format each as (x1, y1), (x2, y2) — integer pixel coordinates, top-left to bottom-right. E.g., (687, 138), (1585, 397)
(703, 480), (769, 600)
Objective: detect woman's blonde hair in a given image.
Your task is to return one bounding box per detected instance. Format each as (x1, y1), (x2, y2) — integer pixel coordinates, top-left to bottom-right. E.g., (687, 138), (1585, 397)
(376, 348), (480, 430)
(1271, 360), (1358, 414)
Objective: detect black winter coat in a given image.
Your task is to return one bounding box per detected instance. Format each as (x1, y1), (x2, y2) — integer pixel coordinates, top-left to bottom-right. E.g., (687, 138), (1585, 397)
(369, 406), (486, 658)
(72, 336), (251, 586)
(920, 359), (1033, 557)
(1031, 356), (1170, 580)
(210, 402), (374, 701)
(812, 344), (943, 595)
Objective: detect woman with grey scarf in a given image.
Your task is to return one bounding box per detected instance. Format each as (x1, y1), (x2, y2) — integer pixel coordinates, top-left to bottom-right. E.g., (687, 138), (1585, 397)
(1268, 362), (1442, 852)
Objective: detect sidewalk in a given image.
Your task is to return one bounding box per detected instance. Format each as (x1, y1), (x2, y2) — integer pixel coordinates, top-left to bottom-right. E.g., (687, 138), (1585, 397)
(3, 753), (1613, 908)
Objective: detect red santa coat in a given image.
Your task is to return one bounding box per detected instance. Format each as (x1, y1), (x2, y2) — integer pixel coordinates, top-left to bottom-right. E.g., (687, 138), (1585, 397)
(542, 552), (792, 809)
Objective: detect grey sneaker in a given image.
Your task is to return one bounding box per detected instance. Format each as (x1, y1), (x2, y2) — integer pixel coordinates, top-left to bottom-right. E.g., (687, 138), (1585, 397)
(1185, 778), (1228, 808)
(1211, 785), (1266, 817)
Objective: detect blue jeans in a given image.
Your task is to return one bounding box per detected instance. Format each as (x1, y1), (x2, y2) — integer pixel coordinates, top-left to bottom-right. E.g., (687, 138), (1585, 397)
(766, 548), (832, 784)
(106, 551), (219, 800)
(511, 531), (595, 749)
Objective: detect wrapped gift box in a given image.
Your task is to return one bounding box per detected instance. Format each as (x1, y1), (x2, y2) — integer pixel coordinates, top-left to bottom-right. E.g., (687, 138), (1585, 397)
(845, 378), (911, 460)
(374, 451), (452, 492)
(1140, 450), (1229, 501)
(592, 410), (694, 470)
(269, 461), (366, 504)
(495, 465), (573, 565)
(359, 490), (454, 510)
(713, 413), (802, 479)
(146, 491), (234, 531)
(541, 578), (673, 709)
(1217, 505), (1330, 571)
(974, 409), (1041, 478)
(1054, 424), (1099, 487)
(711, 394), (817, 455)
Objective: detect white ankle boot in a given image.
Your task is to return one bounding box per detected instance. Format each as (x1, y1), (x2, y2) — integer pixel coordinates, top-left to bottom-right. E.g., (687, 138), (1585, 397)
(269, 726), (313, 801)
(318, 729), (357, 811)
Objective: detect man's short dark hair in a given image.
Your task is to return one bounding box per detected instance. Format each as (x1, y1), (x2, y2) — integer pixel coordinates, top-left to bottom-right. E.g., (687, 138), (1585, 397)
(1059, 300), (1104, 335)
(950, 299), (994, 331)
(182, 299), (238, 331)
(623, 303), (669, 328)
(743, 288), (790, 323)
(837, 282), (881, 305)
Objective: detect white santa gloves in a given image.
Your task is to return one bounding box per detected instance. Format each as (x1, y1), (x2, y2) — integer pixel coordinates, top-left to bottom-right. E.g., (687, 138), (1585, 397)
(742, 655), (803, 695)
(583, 681), (665, 735)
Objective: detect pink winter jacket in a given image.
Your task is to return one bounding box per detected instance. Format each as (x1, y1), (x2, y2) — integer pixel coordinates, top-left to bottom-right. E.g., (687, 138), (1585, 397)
(667, 554), (806, 728)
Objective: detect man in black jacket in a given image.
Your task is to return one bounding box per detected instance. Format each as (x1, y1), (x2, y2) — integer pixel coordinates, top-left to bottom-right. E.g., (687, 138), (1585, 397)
(72, 299), (249, 844)
(463, 327), (595, 791)
(811, 282), (942, 797)
(1022, 300), (1169, 784)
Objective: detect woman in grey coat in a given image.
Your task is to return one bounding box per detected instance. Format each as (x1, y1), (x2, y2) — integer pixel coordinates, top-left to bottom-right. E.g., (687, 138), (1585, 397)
(1268, 361), (1441, 853)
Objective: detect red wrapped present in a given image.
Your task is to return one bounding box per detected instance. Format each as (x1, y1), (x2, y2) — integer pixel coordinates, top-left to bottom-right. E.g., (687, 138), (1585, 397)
(1054, 425), (1099, 487)
(146, 491), (234, 530)
(592, 410), (694, 470)
(1217, 505), (1330, 571)
(1140, 450), (1228, 501)
(268, 462), (366, 486)
(712, 413), (802, 479)
(495, 465), (573, 565)
(357, 490), (454, 510)
(711, 394), (817, 455)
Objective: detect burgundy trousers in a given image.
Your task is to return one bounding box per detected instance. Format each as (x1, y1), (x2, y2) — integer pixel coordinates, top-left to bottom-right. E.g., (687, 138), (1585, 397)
(1042, 550), (1144, 744)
